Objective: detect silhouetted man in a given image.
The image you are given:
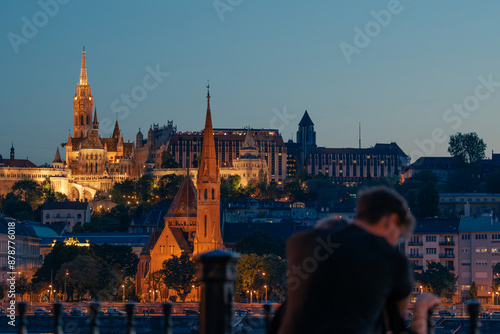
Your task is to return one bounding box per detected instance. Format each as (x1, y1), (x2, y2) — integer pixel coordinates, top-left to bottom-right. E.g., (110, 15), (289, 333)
(277, 186), (418, 334)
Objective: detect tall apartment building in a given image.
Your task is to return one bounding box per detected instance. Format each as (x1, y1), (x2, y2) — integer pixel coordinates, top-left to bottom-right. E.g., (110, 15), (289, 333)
(407, 216), (500, 305)
(407, 218), (459, 279)
(458, 216), (500, 305)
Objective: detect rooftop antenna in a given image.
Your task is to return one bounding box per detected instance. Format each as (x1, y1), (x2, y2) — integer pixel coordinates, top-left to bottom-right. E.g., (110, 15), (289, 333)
(358, 122), (361, 149)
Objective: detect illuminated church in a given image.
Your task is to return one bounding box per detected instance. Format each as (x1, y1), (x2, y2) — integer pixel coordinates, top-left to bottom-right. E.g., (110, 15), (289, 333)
(61, 48), (136, 198)
(136, 88), (223, 298)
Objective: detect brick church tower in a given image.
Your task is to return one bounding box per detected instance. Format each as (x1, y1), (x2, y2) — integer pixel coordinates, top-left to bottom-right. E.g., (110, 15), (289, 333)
(194, 86), (223, 254)
(73, 47), (94, 138)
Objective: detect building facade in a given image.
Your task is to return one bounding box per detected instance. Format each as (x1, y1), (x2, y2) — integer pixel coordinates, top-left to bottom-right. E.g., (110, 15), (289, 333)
(0, 217), (41, 283)
(41, 201), (91, 231)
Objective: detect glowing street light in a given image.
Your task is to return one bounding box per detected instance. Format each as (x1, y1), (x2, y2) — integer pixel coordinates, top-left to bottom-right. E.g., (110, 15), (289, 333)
(122, 285), (125, 303)
(264, 285), (268, 303)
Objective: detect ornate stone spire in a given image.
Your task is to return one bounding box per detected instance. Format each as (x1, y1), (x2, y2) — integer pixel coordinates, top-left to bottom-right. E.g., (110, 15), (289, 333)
(79, 47), (87, 85)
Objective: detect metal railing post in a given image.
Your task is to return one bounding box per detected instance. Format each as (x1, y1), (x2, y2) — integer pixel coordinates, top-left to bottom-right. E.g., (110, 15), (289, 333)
(89, 302), (100, 334)
(53, 303), (63, 334)
(162, 303), (173, 334)
(467, 300), (480, 334)
(195, 250), (240, 334)
(17, 302), (27, 334)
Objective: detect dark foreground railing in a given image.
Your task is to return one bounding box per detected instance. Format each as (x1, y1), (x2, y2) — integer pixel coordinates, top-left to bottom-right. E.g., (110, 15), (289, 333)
(9, 250), (484, 334)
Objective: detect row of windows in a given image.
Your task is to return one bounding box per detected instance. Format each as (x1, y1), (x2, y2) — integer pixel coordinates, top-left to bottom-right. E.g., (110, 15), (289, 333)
(441, 198), (497, 203)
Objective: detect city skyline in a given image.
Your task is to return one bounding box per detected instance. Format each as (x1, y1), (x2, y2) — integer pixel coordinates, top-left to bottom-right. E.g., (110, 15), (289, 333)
(2, 1), (500, 165)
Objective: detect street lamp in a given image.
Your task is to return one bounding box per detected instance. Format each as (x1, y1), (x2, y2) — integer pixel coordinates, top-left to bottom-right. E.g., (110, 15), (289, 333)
(64, 271), (68, 302)
(49, 285), (52, 302)
(156, 290), (159, 303)
(246, 290), (250, 303)
(264, 285), (268, 303)
(122, 285), (125, 303)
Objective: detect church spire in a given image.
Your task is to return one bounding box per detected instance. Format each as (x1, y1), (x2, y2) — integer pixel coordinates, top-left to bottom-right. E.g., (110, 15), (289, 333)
(10, 142), (14, 160)
(92, 107), (99, 130)
(80, 47), (87, 85)
(195, 85), (222, 254)
(112, 114), (121, 139)
(198, 83), (217, 182)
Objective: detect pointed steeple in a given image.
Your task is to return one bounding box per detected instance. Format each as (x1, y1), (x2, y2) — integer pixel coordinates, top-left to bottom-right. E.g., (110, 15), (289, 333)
(92, 107), (99, 130)
(79, 47), (88, 85)
(10, 142), (14, 160)
(299, 110), (314, 126)
(53, 147), (62, 163)
(198, 84), (218, 183)
(112, 116), (121, 139)
(195, 85), (222, 254)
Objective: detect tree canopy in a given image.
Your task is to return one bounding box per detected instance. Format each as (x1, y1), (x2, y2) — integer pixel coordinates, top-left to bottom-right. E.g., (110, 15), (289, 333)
(448, 132), (486, 166)
(161, 252), (197, 302)
(415, 262), (457, 300)
(161, 151), (179, 168)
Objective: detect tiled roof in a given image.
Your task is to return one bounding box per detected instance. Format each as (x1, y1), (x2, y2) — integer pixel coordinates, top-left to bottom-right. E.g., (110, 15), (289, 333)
(170, 227), (191, 253)
(80, 131), (104, 149)
(130, 199), (173, 227)
(2, 159), (37, 168)
(165, 175), (197, 218)
(101, 138), (118, 151)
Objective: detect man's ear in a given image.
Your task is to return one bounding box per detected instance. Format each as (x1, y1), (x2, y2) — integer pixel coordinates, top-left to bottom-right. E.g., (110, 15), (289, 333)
(387, 213), (399, 229)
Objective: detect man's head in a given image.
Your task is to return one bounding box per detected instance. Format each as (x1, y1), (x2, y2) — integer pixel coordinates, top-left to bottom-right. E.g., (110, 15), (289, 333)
(354, 186), (415, 246)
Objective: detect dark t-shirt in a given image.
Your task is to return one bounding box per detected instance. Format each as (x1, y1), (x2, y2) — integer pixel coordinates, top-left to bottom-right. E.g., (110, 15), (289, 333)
(277, 224), (412, 334)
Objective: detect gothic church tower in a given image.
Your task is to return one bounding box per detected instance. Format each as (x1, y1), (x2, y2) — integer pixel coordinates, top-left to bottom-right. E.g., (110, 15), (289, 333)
(73, 47), (94, 138)
(194, 86), (223, 254)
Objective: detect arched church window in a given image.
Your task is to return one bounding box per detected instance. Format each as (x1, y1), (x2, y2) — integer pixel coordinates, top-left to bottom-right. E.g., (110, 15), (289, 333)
(204, 188), (207, 201)
(212, 188), (215, 200)
(80, 115), (84, 125)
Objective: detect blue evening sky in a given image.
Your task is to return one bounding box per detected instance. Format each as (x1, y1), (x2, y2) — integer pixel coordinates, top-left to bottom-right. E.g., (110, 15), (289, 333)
(1, 1), (499, 165)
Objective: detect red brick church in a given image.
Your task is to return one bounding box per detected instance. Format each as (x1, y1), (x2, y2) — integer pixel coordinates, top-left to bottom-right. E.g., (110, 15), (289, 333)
(135, 88), (223, 299)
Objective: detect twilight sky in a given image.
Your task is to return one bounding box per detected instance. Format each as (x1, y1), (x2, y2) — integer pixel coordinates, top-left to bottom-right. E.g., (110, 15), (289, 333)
(1, 1), (499, 165)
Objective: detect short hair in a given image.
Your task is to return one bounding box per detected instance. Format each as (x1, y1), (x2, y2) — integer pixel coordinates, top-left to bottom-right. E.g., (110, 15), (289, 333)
(314, 216), (351, 230)
(356, 186), (415, 238)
